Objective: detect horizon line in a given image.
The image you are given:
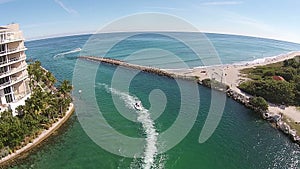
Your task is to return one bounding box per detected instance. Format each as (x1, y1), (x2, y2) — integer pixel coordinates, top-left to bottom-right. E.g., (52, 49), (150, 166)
(25, 30), (300, 45)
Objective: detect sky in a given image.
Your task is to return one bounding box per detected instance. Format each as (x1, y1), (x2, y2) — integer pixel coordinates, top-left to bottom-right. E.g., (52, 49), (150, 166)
(0, 0), (300, 43)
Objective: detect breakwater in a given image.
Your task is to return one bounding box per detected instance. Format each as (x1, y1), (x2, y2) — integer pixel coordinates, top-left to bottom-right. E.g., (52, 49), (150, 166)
(79, 56), (300, 146)
(78, 56), (198, 81)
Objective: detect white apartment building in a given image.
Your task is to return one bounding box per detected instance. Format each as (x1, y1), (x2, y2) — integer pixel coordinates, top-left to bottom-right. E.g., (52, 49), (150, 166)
(0, 24), (30, 112)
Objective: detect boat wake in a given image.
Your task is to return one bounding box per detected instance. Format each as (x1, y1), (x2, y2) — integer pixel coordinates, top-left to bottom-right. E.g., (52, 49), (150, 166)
(99, 83), (163, 169)
(53, 48), (81, 59)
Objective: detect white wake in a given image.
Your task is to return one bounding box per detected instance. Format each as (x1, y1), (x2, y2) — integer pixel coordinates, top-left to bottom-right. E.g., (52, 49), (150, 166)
(100, 83), (159, 169)
(53, 48), (81, 59)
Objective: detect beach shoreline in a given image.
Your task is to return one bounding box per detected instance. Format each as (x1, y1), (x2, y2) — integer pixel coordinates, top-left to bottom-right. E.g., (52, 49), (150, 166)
(168, 51), (300, 93)
(170, 51), (300, 119)
(0, 103), (75, 166)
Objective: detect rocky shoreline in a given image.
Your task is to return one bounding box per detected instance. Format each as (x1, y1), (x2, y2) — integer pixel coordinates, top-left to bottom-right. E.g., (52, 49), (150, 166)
(226, 89), (300, 145)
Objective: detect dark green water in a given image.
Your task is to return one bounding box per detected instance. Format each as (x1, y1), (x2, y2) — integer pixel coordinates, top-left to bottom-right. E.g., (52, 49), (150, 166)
(7, 33), (300, 168)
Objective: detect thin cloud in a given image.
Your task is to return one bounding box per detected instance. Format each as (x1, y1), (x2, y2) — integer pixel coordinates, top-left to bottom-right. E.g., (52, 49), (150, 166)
(145, 6), (185, 11)
(226, 13), (272, 32)
(221, 12), (291, 41)
(201, 1), (243, 6)
(54, 0), (78, 15)
(0, 0), (14, 4)
(23, 21), (72, 29)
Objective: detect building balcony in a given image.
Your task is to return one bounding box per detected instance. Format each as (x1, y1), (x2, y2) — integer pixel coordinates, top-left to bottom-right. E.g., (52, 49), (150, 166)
(0, 31), (24, 45)
(0, 64), (27, 79)
(11, 73), (28, 84)
(0, 47), (27, 57)
(0, 73), (28, 90)
(0, 81), (10, 88)
(0, 56), (26, 67)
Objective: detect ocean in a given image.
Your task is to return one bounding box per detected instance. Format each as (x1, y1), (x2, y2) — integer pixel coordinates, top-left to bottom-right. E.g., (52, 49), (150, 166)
(9, 32), (300, 169)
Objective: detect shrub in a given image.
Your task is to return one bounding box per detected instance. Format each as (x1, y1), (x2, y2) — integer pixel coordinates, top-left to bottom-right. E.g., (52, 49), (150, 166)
(249, 97), (268, 111)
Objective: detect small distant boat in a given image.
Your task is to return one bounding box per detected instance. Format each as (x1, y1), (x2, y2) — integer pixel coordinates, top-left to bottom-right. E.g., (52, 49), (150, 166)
(134, 101), (142, 111)
(74, 48), (81, 52)
(73, 48), (82, 52)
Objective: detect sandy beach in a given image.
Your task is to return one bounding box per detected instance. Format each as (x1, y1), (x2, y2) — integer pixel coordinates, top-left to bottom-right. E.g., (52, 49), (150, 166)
(0, 103), (75, 166)
(166, 51), (300, 121)
(168, 51), (300, 91)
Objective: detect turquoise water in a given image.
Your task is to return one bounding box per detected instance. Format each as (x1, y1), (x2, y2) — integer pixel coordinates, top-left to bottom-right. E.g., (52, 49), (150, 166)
(8, 33), (300, 169)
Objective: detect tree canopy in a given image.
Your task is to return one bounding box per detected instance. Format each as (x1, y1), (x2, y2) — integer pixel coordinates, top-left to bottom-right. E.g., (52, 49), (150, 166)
(239, 56), (300, 105)
(249, 96), (269, 111)
(0, 61), (73, 153)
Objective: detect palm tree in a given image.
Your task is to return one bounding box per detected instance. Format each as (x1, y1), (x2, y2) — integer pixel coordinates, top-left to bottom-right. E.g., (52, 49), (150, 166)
(58, 80), (73, 99)
(25, 88), (48, 115)
(45, 71), (56, 88)
(27, 61), (44, 89)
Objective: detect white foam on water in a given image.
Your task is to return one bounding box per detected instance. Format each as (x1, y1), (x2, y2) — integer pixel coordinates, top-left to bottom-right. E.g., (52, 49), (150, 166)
(164, 51), (300, 71)
(99, 83), (161, 169)
(53, 48), (81, 59)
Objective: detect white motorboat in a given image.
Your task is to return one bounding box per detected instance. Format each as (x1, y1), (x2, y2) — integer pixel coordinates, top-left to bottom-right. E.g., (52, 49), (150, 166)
(73, 48), (82, 52)
(134, 101), (142, 110)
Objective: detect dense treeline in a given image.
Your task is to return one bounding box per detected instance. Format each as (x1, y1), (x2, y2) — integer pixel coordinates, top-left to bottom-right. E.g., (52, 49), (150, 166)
(239, 56), (300, 105)
(0, 61), (72, 157)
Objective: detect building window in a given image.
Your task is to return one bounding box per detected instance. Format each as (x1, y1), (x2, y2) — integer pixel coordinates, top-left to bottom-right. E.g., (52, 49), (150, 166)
(0, 76), (9, 85)
(0, 56), (6, 64)
(0, 66), (8, 74)
(5, 94), (13, 103)
(0, 34), (5, 42)
(4, 86), (11, 94)
(0, 44), (5, 54)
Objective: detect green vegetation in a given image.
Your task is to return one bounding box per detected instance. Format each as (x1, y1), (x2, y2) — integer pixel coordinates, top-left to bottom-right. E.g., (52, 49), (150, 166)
(0, 61), (72, 154)
(202, 78), (229, 91)
(239, 56), (300, 106)
(249, 96), (268, 111)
